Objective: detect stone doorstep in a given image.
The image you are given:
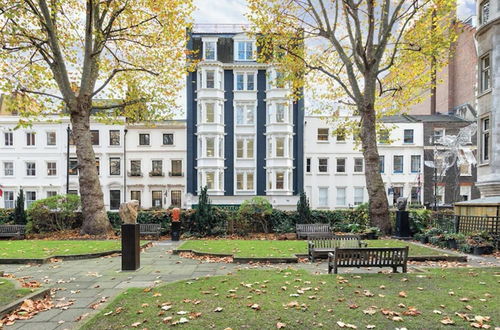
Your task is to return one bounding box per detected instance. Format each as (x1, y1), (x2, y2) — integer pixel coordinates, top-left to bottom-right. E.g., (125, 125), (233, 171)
(0, 288), (51, 319)
(0, 242), (153, 265)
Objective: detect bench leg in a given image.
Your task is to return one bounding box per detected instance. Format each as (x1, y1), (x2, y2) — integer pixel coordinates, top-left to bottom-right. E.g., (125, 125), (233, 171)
(333, 266), (338, 274)
(402, 265), (408, 273)
(310, 253), (315, 263)
(328, 263), (332, 274)
(392, 266), (398, 273)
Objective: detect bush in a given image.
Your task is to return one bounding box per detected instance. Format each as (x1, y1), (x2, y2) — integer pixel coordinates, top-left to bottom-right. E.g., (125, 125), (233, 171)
(297, 192), (311, 223)
(13, 189), (27, 225)
(237, 197), (273, 234)
(27, 194), (82, 233)
(0, 209), (14, 225)
(409, 209), (432, 235)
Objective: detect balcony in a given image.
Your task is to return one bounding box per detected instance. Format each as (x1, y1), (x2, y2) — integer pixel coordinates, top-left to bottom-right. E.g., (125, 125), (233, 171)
(128, 171), (143, 177)
(149, 171), (164, 177)
(169, 171), (184, 177)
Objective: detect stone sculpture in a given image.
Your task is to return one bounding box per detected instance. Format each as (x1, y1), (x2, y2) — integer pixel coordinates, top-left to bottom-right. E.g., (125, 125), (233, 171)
(119, 200), (139, 224)
(396, 197), (408, 211)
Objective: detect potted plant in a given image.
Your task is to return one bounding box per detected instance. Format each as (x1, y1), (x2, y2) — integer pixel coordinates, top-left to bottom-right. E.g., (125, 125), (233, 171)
(362, 227), (381, 240)
(414, 232), (428, 244)
(422, 227), (443, 245)
(465, 233), (494, 255)
(444, 233), (466, 250)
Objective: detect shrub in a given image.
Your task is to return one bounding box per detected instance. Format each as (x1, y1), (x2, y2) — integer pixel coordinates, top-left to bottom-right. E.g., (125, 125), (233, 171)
(297, 192), (311, 223)
(0, 208), (14, 225)
(13, 189), (27, 225)
(189, 187), (222, 237)
(237, 197), (273, 234)
(409, 209), (432, 235)
(27, 194), (82, 233)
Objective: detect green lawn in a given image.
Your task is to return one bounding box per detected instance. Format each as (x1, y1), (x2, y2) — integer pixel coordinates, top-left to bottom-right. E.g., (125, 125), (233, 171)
(0, 240), (140, 259)
(0, 278), (31, 306)
(178, 239), (450, 258)
(82, 267), (500, 329)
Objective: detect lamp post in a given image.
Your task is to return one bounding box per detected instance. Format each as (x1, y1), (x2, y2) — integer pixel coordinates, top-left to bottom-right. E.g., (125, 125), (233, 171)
(66, 125), (71, 195)
(123, 128), (128, 203)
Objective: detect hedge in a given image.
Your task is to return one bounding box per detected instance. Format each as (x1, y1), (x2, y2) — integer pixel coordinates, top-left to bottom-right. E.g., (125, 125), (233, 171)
(0, 209), (14, 225)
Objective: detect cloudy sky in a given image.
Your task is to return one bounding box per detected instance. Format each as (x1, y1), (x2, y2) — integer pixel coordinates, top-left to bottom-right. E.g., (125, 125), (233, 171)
(194, 0), (476, 23)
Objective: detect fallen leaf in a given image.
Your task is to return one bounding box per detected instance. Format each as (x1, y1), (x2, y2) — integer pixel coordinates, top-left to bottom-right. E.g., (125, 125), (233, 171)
(131, 321), (142, 327)
(277, 322), (286, 328)
(392, 316), (403, 322)
(398, 291), (407, 298)
(214, 307), (223, 312)
(440, 317), (455, 325)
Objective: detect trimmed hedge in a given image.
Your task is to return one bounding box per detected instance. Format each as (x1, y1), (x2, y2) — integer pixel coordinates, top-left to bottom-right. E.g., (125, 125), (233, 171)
(0, 209), (14, 225)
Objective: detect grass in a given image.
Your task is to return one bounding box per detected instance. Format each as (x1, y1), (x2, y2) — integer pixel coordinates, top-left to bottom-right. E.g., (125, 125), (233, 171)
(82, 267), (500, 329)
(0, 240), (147, 259)
(177, 239), (451, 258)
(0, 278), (31, 307)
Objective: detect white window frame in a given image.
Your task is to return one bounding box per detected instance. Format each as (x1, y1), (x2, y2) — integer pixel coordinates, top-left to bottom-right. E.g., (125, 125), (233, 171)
(4, 191), (15, 208)
(3, 161), (14, 176)
(318, 187), (329, 207)
(26, 161), (36, 176)
(353, 158), (364, 173)
(459, 162), (472, 176)
(234, 72), (256, 91)
(410, 155), (421, 173)
(26, 132), (35, 146)
(235, 103), (255, 125)
(403, 129), (414, 144)
(317, 128), (329, 142)
(25, 191), (36, 208)
(234, 40), (255, 61)
(47, 161), (57, 176)
(460, 185), (472, 201)
(318, 158), (329, 173)
(336, 158), (346, 173)
(203, 38), (218, 61)
(354, 187), (364, 206)
(480, 0), (490, 25)
(336, 187), (347, 206)
(4, 131), (13, 146)
(480, 53), (491, 93)
(481, 117), (490, 163)
(46, 131), (57, 146)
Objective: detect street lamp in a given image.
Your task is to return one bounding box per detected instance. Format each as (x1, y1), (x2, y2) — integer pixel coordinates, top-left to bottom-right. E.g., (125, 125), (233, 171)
(66, 125), (71, 195)
(123, 128), (128, 203)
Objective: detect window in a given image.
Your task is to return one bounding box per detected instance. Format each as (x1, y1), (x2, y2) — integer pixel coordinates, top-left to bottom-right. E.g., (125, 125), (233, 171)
(236, 104), (255, 125)
(354, 187), (364, 206)
(318, 158), (328, 173)
(247, 139), (254, 158)
(460, 186), (471, 201)
(433, 128), (445, 143)
(458, 161), (471, 176)
(354, 158), (363, 173)
(480, 54), (491, 92)
(336, 131), (346, 142)
(236, 172), (244, 190)
(276, 103), (285, 123)
(204, 41), (216, 60)
(26, 132), (35, 146)
(247, 172), (254, 190)
(481, 118), (490, 162)
(336, 158), (346, 173)
(411, 155), (421, 173)
(151, 160), (163, 176)
(4, 132), (13, 146)
(163, 133), (174, 145)
(435, 186), (445, 205)
(3, 191), (14, 208)
(47, 162), (57, 176)
(480, 0), (490, 25)
(235, 72), (255, 90)
(379, 156), (385, 173)
(26, 162), (36, 176)
(26, 191), (36, 208)
(139, 133), (150, 146)
(236, 41), (253, 61)
(69, 158), (78, 175)
(109, 190), (121, 210)
(171, 160), (182, 176)
(130, 160), (141, 176)
(306, 158), (311, 173)
(68, 190), (78, 195)
(95, 158), (100, 175)
(317, 128), (329, 141)
(206, 70), (215, 88)
(171, 190), (182, 207)
(152, 191), (163, 208)
(275, 71), (285, 88)
(4, 162), (13, 176)
(318, 187), (328, 207)
(206, 137), (215, 157)
(109, 130), (120, 146)
(392, 186), (403, 205)
(336, 187), (346, 206)
(393, 156), (403, 173)
(90, 130), (99, 145)
(276, 137), (285, 157)
(206, 172), (215, 189)
(46, 132), (56, 146)
(131, 191), (141, 207)
(205, 103), (215, 123)
(403, 129), (414, 144)
(46, 191), (57, 198)
(276, 172), (285, 189)
(109, 157), (121, 175)
(411, 187), (420, 204)
(379, 130), (390, 144)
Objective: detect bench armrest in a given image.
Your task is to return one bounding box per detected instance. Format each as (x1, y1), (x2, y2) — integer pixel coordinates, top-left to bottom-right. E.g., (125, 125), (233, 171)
(328, 252), (334, 261)
(308, 241), (315, 249)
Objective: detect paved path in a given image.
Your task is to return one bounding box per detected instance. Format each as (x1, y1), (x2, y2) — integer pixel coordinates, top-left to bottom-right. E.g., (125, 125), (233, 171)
(1, 241), (499, 330)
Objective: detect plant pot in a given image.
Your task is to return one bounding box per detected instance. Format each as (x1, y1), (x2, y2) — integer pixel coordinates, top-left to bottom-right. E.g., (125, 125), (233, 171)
(420, 236), (429, 244)
(447, 239), (458, 250)
(472, 246), (493, 255)
(364, 232), (378, 240)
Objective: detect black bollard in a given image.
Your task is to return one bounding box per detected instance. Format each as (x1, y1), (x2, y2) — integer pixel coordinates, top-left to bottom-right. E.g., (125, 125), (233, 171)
(122, 223), (140, 271)
(171, 221), (181, 241)
(394, 210), (411, 239)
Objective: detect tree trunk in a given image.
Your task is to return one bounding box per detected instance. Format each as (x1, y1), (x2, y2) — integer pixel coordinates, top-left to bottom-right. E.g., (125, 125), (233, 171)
(360, 106), (391, 234)
(70, 100), (113, 236)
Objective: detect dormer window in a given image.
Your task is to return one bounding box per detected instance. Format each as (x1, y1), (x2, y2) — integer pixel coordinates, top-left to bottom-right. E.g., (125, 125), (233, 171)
(236, 41), (254, 61)
(480, 1), (490, 25)
(204, 41), (217, 60)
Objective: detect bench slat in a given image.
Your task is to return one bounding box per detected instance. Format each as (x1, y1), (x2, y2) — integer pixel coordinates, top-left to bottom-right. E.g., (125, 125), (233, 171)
(328, 247), (409, 274)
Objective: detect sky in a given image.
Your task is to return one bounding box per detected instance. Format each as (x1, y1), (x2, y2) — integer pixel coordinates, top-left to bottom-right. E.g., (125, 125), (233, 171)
(194, 0), (477, 24)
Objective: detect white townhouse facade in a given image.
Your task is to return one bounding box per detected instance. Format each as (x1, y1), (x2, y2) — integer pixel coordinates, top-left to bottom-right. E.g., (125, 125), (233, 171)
(0, 114), (187, 210)
(304, 115), (424, 209)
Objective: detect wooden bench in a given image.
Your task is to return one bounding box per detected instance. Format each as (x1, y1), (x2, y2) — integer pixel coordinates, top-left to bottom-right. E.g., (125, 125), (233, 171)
(0, 225), (26, 239)
(139, 224), (162, 240)
(308, 234), (367, 261)
(328, 247), (409, 274)
(296, 224), (330, 239)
